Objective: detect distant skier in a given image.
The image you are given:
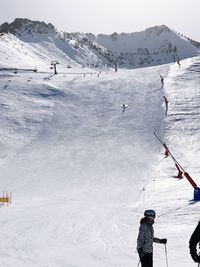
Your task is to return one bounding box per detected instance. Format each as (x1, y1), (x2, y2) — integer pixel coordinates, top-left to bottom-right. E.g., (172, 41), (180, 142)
(122, 104), (127, 113)
(189, 221), (200, 263)
(160, 75), (164, 88)
(114, 61), (118, 72)
(176, 57), (181, 68)
(137, 210), (167, 267)
(163, 96), (168, 108)
(163, 96), (169, 117)
(163, 142), (170, 157)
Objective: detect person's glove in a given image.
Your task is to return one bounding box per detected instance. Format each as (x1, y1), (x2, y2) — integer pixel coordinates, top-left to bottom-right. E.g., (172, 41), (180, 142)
(160, 238), (167, 244)
(191, 251), (200, 263)
(191, 252), (200, 262)
(137, 248), (144, 259)
(137, 248), (143, 254)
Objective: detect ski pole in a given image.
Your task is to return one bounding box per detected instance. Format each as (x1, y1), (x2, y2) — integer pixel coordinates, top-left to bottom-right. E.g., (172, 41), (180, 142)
(137, 253), (144, 267)
(164, 244), (169, 267)
(137, 259), (141, 267)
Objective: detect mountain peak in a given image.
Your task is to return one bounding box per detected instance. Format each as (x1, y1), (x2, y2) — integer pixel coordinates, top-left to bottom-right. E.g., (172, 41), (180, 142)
(145, 25), (171, 35)
(0, 18), (56, 36)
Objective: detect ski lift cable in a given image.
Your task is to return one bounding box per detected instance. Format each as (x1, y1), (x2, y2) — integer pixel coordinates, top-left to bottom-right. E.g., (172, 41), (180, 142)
(154, 130), (198, 189)
(154, 131), (185, 172)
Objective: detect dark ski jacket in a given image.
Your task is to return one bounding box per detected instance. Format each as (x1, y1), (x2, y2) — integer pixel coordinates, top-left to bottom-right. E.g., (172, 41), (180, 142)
(137, 217), (162, 253)
(189, 221), (200, 262)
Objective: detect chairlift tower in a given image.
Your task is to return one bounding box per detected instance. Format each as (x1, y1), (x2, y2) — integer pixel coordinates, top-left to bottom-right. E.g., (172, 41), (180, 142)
(50, 61), (59, 75)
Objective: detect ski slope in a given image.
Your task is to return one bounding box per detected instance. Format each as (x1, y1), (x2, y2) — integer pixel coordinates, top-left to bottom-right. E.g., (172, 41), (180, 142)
(0, 57), (199, 266)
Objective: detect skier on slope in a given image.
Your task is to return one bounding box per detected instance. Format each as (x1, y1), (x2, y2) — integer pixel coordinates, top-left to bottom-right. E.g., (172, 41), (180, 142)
(163, 96), (169, 110)
(160, 75), (164, 88)
(137, 210), (167, 267)
(189, 221), (200, 263)
(122, 104), (127, 113)
(162, 142), (170, 157)
(176, 57), (181, 68)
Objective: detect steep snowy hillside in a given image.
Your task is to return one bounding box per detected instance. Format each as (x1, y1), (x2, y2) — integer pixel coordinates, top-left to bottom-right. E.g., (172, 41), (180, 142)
(0, 62), (165, 266)
(0, 50), (200, 266)
(0, 18), (111, 71)
(0, 19), (199, 70)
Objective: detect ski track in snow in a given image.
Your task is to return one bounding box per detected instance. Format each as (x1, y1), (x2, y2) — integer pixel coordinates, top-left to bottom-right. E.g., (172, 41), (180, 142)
(0, 58), (200, 266)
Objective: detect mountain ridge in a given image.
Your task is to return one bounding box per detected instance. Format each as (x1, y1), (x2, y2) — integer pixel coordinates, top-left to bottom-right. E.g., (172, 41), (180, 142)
(0, 18), (199, 70)
(0, 18), (56, 36)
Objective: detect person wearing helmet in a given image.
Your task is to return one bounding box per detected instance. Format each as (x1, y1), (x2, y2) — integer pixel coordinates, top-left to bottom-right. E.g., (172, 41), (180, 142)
(137, 209), (167, 267)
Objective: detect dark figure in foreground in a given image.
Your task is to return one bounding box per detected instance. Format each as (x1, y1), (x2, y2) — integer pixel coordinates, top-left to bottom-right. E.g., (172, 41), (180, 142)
(137, 210), (167, 267)
(189, 221), (200, 263)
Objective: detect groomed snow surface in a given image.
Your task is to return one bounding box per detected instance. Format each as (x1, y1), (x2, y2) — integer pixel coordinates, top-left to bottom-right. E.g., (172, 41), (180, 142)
(0, 57), (200, 266)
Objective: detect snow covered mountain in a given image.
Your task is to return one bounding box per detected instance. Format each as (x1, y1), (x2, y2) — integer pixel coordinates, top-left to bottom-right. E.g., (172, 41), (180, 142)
(0, 18), (199, 70)
(0, 18), (111, 71)
(85, 25), (200, 68)
(1, 17), (200, 267)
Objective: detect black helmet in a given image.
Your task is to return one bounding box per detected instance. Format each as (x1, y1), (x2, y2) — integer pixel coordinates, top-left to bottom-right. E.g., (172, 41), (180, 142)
(144, 209), (156, 218)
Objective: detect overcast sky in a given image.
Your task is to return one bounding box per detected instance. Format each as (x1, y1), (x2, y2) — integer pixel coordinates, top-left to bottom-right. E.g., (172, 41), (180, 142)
(1, 0), (200, 41)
